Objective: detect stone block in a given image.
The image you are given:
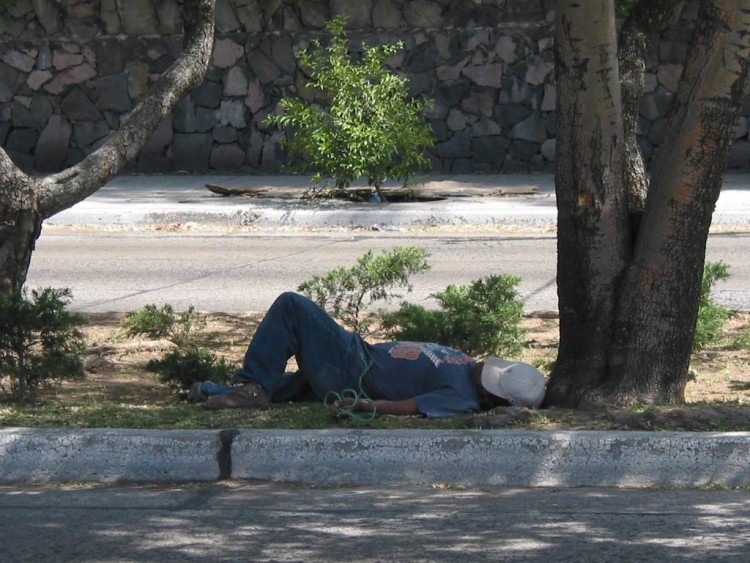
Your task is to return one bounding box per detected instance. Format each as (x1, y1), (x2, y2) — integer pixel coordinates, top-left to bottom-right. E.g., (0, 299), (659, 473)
(194, 80), (223, 108)
(472, 135), (509, 164)
(511, 111), (546, 143)
(35, 113), (71, 172)
(299, 0), (329, 28)
(446, 108), (468, 132)
(93, 73), (132, 112)
(62, 86), (101, 121)
(223, 66), (248, 97)
(452, 158), (473, 173)
(220, 99), (247, 128)
(434, 78), (469, 106)
(331, 0), (372, 28)
(195, 106), (219, 132)
(271, 35), (296, 75)
(96, 38), (123, 76)
(213, 125), (238, 143)
(32, 0), (62, 34)
(436, 55), (469, 81)
(495, 104), (532, 127)
(236, 1), (263, 32)
(245, 79), (268, 113)
(121, 0), (159, 35)
(541, 138), (556, 161)
(27, 69), (53, 90)
(462, 64), (503, 88)
(657, 64), (683, 92)
(2, 49), (35, 72)
(437, 130), (472, 158)
(215, 0), (242, 33)
(502, 0), (546, 22)
(510, 139), (538, 161)
(659, 40), (688, 64)
(472, 117), (503, 137)
(403, 0), (442, 28)
(525, 56), (553, 86)
(247, 48), (280, 84)
(174, 96), (196, 133)
(172, 133), (213, 172)
(210, 143), (246, 169)
(101, 0), (120, 34)
(213, 38), (245, 69)
(0, 63), (24, 102)
(43, 63), (97, 95)
(639, 91), (673, 121)
(140, 116), (172, 155)
(446, 3), (499, 27)
(373, 0), (400, 29)
(6, 127), (38, 153)
(728, 140), (750, 169)
(403, 43), (439, 74)
(461, 87), (496, 117)
(72, 119), (110, 149)
(157, 0), (181, 34)
(735, 117), (748, 140)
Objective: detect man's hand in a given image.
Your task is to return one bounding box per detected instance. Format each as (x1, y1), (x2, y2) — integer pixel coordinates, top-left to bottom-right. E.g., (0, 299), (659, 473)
(329, 397), (375, 418)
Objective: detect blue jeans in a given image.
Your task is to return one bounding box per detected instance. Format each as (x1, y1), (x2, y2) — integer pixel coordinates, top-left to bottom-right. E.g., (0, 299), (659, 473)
(201, 292), (371, 402)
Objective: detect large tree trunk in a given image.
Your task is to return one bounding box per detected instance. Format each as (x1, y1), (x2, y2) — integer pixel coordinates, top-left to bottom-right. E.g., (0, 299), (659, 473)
(607, 0), (750, 403)
(618, 0), (685, 226)
(548, 0), (750, 407)
(547, 0), (631, 407)
(0, 0), (216, 291)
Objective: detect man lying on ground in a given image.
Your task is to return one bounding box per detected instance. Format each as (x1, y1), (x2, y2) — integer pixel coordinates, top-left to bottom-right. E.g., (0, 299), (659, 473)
(189, 291), (545, 418)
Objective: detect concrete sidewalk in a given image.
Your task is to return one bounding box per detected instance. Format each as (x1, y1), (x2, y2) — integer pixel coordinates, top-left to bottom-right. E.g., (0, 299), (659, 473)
(20, 173), (750, 487)
(45, 173), (750, 230)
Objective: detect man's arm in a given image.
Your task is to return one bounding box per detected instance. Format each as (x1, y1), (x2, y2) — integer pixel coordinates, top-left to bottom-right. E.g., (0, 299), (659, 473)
(329, 397), (420, 417)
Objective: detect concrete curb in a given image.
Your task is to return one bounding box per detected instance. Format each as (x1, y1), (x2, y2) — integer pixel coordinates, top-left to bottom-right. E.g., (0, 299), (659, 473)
(2, 428), (749, 487)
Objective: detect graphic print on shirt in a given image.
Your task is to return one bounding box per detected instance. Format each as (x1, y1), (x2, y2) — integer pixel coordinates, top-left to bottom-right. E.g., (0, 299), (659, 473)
(388, 342), (474, 367)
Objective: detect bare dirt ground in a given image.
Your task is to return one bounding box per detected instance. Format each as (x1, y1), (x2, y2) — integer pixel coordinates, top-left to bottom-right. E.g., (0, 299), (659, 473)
(46, 311), (750, 431)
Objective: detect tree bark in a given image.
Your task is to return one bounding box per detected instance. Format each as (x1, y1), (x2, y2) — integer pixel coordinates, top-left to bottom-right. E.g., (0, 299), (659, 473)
(618, 0), (685, 225)
(608, 0), (750, 404)
(0, 0), (216, 291)
(549, 0), (750, 407)
(547, 0), (631, 407)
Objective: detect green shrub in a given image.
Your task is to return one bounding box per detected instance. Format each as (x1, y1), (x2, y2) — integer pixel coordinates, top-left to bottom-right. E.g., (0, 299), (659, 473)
(121, 304), (206, 348)
(0, 288), (86, 402)
(266, 15), (434, 201)
(298, 246), (431, 337)
(730, 330), (750, 352)
(147, 348), (235, 392)
(382, 274), (526, 358)
(693, 261), (731, 352)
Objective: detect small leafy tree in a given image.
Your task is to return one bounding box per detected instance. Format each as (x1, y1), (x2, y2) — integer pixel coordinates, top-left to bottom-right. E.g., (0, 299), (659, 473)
(266, 15), (435, 202)
(382, 275), (526, 358)
(298, 246), (430, 336)
(0, 288), (85, 402)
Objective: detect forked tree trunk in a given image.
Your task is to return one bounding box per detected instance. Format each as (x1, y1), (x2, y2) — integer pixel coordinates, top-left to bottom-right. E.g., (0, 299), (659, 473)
(548, 0), (631, 407)
(548, 0), (750, 407)
(0, 0), (216, 292)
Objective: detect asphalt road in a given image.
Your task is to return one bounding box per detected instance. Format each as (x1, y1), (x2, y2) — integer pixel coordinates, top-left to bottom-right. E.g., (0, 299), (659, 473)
(1, 482), (748, 562)
(27, 229), (750, 313)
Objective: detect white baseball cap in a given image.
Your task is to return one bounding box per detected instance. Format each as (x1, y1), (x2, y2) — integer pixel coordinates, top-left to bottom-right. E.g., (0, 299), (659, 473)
(480, 357), (546, 408)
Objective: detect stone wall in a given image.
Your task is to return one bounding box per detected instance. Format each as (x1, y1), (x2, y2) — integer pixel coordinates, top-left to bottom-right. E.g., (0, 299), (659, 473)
(2, 0), (749, 175)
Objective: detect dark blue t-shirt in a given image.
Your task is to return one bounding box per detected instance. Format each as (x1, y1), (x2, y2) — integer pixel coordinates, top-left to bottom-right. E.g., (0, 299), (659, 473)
(364, 342), (479, 418)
